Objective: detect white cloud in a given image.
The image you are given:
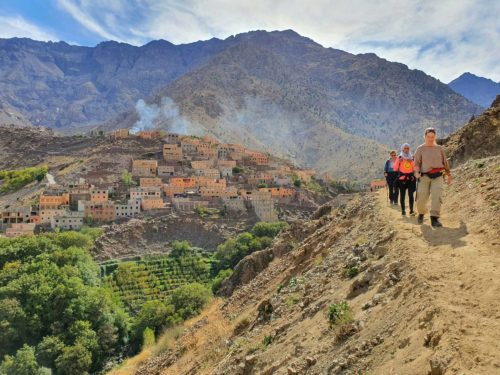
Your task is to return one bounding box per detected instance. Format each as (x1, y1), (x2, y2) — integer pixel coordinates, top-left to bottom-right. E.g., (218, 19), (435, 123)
(54, 0), (500, 82)
(0, 14), (59, 41)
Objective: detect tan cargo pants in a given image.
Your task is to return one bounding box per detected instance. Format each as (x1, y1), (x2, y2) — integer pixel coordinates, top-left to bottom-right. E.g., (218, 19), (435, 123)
(416, 175), (443, 217)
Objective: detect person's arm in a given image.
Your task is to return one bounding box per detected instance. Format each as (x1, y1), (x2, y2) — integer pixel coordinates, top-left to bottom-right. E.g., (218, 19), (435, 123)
(414, 148), (422, 178)
(383, 160), (388, 176)
(393, 158), (400, 172)
(441, 147), (452, 185)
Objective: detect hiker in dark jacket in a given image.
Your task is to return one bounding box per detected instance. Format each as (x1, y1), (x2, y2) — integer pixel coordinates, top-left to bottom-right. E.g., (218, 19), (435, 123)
(384, 150), (399, 205)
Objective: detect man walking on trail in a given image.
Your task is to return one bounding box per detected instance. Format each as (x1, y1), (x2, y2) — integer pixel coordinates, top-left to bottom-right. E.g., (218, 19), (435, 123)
(413, 128), (452, 227)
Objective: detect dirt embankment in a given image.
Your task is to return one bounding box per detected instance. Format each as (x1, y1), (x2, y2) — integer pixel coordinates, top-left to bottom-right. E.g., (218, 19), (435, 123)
(119, 155), (500, 375)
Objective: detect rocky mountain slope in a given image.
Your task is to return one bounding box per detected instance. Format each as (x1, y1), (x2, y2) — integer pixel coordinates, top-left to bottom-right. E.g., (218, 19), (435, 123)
(444, 95), (500, 166)
(449, 73), (500, 108)
(110, 104), (500, 375)
(0, 102), (32, 127)
(0, 31), (481, 180)
(108, 30), (481, 179)
(0, 37), (230, 131)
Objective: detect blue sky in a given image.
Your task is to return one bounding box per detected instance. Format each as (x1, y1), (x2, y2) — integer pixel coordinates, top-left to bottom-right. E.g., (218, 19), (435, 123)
(0, 0), (498, 82)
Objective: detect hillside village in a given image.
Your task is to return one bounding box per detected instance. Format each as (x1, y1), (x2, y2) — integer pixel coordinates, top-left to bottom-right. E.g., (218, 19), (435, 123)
(0, 129), (319, 237)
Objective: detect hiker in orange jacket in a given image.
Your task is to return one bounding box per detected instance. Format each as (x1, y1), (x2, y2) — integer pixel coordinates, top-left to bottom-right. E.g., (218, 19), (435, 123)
(393, 143), (416, 216)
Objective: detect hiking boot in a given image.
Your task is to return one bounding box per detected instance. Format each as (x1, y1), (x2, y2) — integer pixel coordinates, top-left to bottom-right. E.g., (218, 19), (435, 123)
(401, 211), (406, 216)
(417, 214), (424, 224)
(430, 216), (442, 228)
(409, 211), (415, 216)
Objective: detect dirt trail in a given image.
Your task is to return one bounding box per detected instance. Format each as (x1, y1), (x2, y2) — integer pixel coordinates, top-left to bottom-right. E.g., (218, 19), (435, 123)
(376, 189), (500, 374)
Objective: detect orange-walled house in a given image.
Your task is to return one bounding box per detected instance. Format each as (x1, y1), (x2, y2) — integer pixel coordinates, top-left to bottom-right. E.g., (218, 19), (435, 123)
(90, 188), (108, 203)
(249, 152), (269, 166)
(163, 184), (186, 197)
(132, 160), (158, 177)
(181, 138), (200, 154)
(258, 187), (295, 199)
(39, 193), (70, 209)
(370, 180), (386, 191)
(195, 177), (226, 189)
(202, 135), (220, 145)
(139, 178), (163, 188)
(40, 208), (67, 224)
(141, 197), (166, 211)
(218, 160), (237, 168)
(1, 209), (31, 224)
(84, 202), (116, 222)
(170, 178), (197, 189)
(191, 160), (213, 170)
(137, 130), (161, 139)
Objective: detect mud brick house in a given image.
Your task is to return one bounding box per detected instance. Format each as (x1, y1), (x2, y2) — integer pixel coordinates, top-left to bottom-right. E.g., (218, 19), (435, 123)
(5, 223), (36, 237)
(195, 168), (221, 179)
(157, 165), (175, 177)
(136, 130), (161, 139)
(132, 159), (158, 177)
(196, 143), (217, 158)
(218, 143), (246, 159)
(50, 211), (84, 230)
(84, 201), (116, 222)
(258, 187), (295, 200)
(39, 193), (70, 209)
(1, 209), (30, 224)
(170, 178), (197, 189)
(109, 129), (129, 139)
(130, 187), (162, 200)
(248, 152), (269, 166)
(163, 144), (183, 161)
(218, 160), (237, 168)
(200, 186), (238, 198)
(40, 208), (67, 224)
(164, 133), (181, 144)
(195, 177), (226, 189)
(191, 160), (214, 170)
(90, 188), (108, 203)
(115, 199), (142, 217)
(139, 177), (163, 188)
(140, 197), (166, 211)
(247, 173), (273, 186)
(181, 138), (201, 154)
(163, 184), (186, 197)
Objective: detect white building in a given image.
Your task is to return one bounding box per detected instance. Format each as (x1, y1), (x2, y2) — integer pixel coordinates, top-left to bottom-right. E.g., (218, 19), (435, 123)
(50, 211), (84, 230)
(115, 199), (142, 218)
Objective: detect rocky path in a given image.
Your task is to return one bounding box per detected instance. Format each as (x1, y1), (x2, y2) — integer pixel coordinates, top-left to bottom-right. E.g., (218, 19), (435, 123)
(377, 190), (500, 374)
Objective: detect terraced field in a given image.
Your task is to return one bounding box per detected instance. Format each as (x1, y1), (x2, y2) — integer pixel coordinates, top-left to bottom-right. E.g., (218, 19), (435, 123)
(101, 251), (215, 313)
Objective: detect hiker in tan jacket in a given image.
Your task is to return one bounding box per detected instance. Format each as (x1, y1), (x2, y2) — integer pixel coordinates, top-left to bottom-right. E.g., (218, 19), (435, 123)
(413, 128), (452, 227)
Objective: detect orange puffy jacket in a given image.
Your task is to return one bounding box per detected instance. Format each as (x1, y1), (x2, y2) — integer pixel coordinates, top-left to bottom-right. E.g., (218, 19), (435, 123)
(393, 157), (415, 180)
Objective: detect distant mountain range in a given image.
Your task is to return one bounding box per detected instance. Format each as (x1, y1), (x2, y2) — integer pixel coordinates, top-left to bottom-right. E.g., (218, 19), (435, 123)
(448, 72), (500, 108)
(0, 30), (482, 180)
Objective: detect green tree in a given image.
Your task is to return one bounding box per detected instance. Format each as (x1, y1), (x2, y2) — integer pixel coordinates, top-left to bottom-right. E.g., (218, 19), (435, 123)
(1, 344), (42, 375)
(55, 344), (92, 375)
(121, 170), (134, 187)
(168, 283), (212, 320)
(36, 336), (65, 369)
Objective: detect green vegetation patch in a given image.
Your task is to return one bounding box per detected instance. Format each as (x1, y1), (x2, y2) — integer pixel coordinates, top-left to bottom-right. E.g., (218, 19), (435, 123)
(0, 166), (48, 193)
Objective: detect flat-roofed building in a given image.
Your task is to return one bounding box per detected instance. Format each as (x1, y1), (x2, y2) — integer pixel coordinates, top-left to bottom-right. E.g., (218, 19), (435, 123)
(139, 177), (163, 188)
(132, 159), (158, 177)
(163, 144), (183, 161)
(50, 211), (84, 230)
(39, 193), (70, 209)
(115, 199), (142, 217)
(157, 165), (175, 177)
(84, 201), (116, 223)
(141, 197), (166, 211)
(90, 188), (108, 203)
(130, 186), (162, 200)
(5, 223), (36, 237)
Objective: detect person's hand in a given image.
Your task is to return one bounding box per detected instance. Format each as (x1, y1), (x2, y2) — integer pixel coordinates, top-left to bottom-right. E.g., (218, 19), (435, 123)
(414, 172), (421, 179)
(384, 172), (388, 177)
(447, 174), (452, 186)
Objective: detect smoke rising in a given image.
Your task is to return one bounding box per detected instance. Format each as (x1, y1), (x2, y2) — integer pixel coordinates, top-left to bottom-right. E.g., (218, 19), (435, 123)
(131, 97), (202, 135)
